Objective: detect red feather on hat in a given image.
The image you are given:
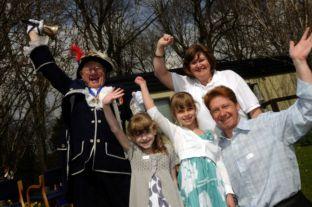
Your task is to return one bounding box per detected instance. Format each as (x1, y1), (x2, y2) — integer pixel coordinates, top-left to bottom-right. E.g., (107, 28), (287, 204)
(70, 43), (84, 61)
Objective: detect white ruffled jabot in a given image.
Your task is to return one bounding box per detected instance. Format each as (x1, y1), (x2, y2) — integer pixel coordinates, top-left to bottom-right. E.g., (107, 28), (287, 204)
(85, 86), (114, 109)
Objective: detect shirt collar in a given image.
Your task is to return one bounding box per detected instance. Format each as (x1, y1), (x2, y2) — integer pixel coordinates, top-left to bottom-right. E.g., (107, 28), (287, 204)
(236, 118), (251, 131)
(218, 118), (251, 140)
(193, 70), (219, 88)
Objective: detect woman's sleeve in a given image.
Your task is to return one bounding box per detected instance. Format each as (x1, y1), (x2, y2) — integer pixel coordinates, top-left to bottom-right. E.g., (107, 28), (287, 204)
(229, 70), (260, 113)
(172, 72), (189, 92)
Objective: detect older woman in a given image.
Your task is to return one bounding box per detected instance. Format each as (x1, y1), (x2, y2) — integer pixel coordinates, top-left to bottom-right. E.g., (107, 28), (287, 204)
(153, 34), (262, 132)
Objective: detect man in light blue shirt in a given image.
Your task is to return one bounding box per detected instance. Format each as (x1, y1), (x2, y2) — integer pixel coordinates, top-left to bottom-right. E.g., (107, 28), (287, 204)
(203, 28), (312, 207)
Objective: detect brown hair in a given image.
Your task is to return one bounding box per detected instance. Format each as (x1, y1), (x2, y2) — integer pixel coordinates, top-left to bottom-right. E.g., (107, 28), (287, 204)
(203, 86), (238, 110)
(170, 92), (198, 126)
(183, 44), (216, 78)
(127, 112), (167, 154)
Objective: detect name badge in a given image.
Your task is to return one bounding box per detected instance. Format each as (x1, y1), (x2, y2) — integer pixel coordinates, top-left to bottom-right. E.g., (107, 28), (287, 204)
(142, 155), (150, 160)
(246, 153), (254, 160)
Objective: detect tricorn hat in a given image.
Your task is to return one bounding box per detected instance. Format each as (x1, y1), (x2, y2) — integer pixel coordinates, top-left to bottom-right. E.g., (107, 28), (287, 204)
(76, 50), (115, 78)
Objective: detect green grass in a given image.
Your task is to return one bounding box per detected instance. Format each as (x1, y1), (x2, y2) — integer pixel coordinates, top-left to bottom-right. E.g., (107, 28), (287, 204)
(296, 145), (312, 200)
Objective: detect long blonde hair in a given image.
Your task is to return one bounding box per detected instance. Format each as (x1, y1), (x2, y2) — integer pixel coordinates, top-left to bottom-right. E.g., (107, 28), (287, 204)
(127, 112), (167, 154)
(170, 92), (198, 127)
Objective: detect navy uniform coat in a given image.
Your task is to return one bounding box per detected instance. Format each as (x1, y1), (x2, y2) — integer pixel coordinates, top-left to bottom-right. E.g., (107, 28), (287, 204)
(30, 45), (131, 176)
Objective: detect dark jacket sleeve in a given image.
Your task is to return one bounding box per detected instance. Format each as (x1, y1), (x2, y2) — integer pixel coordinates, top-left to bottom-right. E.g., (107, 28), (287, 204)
(30, 45), (72, 95)
(109, 83), (133, 127)
(120, 87), (133, 121)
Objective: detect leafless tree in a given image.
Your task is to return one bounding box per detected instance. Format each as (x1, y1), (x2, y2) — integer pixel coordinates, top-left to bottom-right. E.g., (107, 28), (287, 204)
(0, 0), (72, 174)
(148, 0), (311, 108)
(226, 0), (312, 109)
(66, 0), (158, 75)
(1, 0), (311, 178)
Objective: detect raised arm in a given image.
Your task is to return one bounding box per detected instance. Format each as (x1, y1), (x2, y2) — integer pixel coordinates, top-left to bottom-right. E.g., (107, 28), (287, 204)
(26, 20), (72, 95)
(135, 76), (180, 142)
(289, 27), (312, 83)
(276, 28), (312, 144)
(102, 88), (130, 151)
(134, 76), (155, 110)
(153, 34), (174, 90)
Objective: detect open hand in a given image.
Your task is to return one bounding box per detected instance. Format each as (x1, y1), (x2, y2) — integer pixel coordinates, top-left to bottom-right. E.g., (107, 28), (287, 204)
(134, 76), (146, 86)
(157, 34), (174, 48)
(289, 27), (312, 61)
(102, 88), (124, 105)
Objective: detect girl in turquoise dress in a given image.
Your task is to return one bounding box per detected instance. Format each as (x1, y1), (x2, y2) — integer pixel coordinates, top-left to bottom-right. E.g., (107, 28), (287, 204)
(135, 76), (236, 207)
(178, 130), (228, 207)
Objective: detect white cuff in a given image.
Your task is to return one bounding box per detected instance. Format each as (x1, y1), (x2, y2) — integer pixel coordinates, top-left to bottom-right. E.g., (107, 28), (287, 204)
(130, 98), (145, 114)
(130, 91), (145, 114)
(23, 36), (49, 56)
(224, 183), (234, 195)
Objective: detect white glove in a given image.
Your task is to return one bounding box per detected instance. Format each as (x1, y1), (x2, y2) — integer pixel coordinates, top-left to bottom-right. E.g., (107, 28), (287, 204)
(130, 91), (145, 114)
(26, 19), (44, 35)
(24, 19), (49, 56)
(132, 91), (144, 104)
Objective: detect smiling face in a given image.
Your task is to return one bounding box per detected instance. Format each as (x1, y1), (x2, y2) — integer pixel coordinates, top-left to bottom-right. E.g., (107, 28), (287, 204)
(80, 61), (105, 88)
(209, 96), (240, 137)
(187, 52), (212, 85)
(174, 107), (197, 128)
(127, 113), (161, 154)
(183, 44), (216, 85)
(170, 92), (198, 129)
(133, 130), (157, 153)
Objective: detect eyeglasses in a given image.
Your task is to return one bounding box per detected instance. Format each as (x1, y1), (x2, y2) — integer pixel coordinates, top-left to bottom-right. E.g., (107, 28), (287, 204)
(82, 66), (105, 73)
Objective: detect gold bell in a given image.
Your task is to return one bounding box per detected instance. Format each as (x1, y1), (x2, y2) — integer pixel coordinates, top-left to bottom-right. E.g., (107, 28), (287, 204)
(22, 20), (59, 38)
(43, 25), (58, 38)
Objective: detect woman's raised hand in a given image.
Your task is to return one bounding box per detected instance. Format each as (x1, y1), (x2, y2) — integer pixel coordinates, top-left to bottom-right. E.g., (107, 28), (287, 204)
(157, 34), (174, 49)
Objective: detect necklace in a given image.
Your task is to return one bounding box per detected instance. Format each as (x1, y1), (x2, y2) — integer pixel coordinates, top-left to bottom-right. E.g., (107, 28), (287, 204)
(88, 86), (103, 104)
